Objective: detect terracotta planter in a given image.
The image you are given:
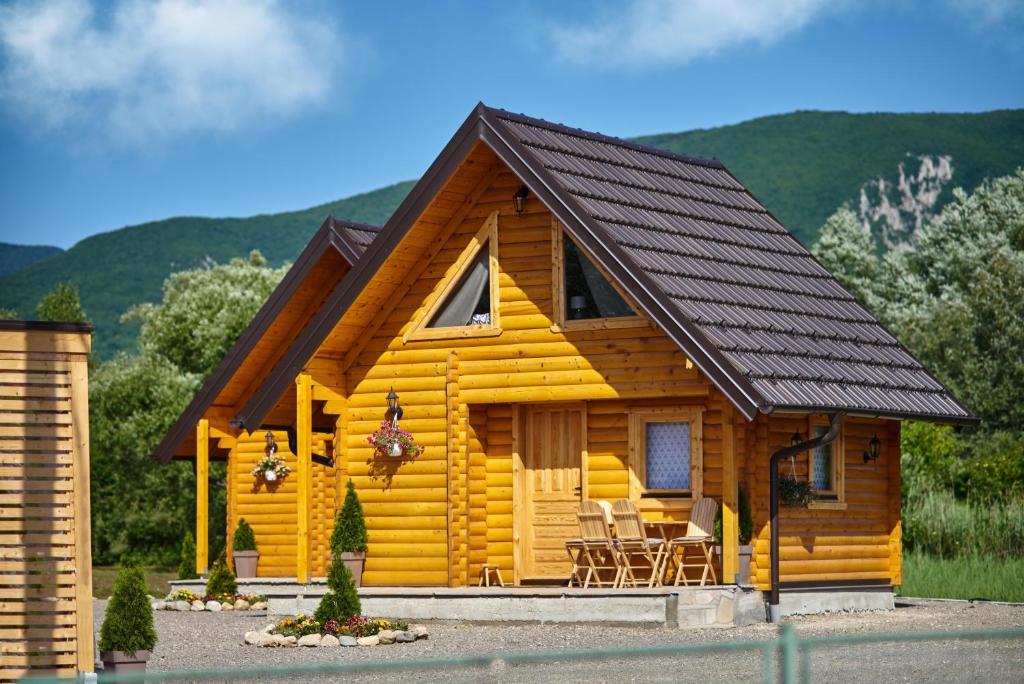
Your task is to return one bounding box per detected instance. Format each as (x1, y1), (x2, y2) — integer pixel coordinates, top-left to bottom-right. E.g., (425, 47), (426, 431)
(341, 551), (365, 586)
(101, 650), (151, 675)
(233, 550), (259, 578)
(712, 544), (754, 586)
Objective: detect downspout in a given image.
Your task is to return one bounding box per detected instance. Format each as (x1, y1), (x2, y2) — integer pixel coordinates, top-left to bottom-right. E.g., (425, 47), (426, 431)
(768, 412), (844, 624)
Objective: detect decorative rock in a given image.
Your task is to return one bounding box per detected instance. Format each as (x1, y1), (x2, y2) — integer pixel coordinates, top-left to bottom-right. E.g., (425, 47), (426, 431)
(151, 600), (166, 611)
(411, 624), (429, 639)
(297, 633), (322, 647)
(173, 601), (191, 611)
(244, 631), (260, 645)
(256, 633), (280, 647)
(262, 624), (276, 634)
(190, 600), (205, 611)
(395, 630), (416, 643)
(356, 635), (379, 647)
(339, 636), (357, 647)
(205, 600), (222, 612)
(234, 599), (250, 611)
(283, 635), (297, 647)
(251, 601), (268, 611)
(320, 634), (340, 647)
(377, 629), (396, 645)
(221, 603), (234, 611)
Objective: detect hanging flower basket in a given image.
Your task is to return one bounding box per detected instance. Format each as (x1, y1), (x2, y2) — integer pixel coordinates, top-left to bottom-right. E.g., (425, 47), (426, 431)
(368, 420), (422, 459)
(779, 475), (815, 507)
(252, 453), (290, 482)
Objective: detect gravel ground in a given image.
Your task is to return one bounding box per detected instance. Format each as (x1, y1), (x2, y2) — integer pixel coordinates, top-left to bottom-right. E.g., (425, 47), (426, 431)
(93, 598), (1024, 682)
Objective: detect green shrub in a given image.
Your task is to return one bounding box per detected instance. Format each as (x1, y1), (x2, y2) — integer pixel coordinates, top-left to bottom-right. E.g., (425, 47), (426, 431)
(177, 531), (198, 580)
(314, 557), (361, 624)
(331, 480), (367, 554)
(233, 518), (258, 552)
(98, 560), (157, 654)
(712, 487), (754, 545)
(205, 548), (237, 596)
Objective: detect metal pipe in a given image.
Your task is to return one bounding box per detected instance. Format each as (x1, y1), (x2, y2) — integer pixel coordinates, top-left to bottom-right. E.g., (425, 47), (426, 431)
(768, 412), (844, 623)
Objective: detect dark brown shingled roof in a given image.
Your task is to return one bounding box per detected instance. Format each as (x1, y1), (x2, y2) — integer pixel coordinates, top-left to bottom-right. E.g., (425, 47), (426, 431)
(487, 108), (973, 423)
(151, 216), (380, 462)
(228, 103), (974, 432)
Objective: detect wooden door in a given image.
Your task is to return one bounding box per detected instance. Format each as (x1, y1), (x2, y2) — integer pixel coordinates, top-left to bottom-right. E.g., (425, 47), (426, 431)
(519, 404), (585, 580)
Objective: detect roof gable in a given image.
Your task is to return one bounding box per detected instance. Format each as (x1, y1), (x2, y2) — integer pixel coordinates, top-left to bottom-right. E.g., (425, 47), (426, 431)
(151, 217), (380, 462)
(226, 103), (974, 432)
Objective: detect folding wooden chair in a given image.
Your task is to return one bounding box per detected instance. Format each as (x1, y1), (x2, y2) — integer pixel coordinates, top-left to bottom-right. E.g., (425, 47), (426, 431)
(667, 497), (719, 586)
(611, 499), (666, 588)
(564, 537), (587, 587)
(576, 500), (623, 588)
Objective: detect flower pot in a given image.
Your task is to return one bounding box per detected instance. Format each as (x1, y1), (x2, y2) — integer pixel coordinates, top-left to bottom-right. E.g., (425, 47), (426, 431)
(101, 650), (151, 675)
(233, 550), (259, 578)
(388, 442), (403, 457)
(711, 544), (754, 586)
(341, 551), (366, 586)
(264, 470), (278, 482)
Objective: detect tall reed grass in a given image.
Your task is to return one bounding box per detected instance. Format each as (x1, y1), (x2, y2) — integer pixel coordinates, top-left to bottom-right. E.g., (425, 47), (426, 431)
(902, 490), (1024, 559)
(899, 552), (1024, 603)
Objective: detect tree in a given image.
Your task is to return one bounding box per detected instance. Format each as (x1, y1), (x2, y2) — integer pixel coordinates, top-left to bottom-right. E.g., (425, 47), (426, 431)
(36, 282), (88, 322)
(0, 307), (16, 320)
(205, 548), (237, 596)
(178, 531), (198, 581)
(332, 480), (368, 554)
(314, 556), (361, 624)
(98, 560), (157, 654)
(232, 519), (257, 552)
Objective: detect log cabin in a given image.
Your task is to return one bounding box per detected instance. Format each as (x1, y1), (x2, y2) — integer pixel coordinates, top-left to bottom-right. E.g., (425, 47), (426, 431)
(152, 104), (974, 608)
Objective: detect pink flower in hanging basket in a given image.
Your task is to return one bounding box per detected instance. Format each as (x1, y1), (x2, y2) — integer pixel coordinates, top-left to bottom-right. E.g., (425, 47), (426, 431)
(367, 420), (422, 459)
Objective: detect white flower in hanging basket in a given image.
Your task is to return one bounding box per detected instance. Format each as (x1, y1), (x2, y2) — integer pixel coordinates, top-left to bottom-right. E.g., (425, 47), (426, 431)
(368, 420), (423, 459)
(252, 453), (290, 482)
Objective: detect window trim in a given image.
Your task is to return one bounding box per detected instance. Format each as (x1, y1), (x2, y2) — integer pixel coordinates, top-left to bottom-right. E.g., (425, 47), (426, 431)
(550, 219), (649, 333)
(807, 415), (847, 510)
(627, 406), (704, 502)
(404, 211), (502, 342)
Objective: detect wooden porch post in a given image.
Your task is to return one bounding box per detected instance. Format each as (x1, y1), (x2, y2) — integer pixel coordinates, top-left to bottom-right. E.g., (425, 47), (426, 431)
(196, 418), (209, 575)
(721, 405), (739, 583)
(296, 373), (312, 584)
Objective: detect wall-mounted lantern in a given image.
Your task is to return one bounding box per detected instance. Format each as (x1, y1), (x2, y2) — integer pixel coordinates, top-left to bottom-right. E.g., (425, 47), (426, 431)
(386, 387), (403, 424)
(790, 431), (803, 447)
(863, 434), (881, 464)
(513, 185), (529, 215)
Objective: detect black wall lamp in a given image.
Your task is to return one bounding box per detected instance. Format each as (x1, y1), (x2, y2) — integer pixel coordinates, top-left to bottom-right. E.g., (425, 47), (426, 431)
(790, 431), (803, 447)
(513, 185), (529, 215)
(863, 434), (881, 463)
(386, 387), (403, 424)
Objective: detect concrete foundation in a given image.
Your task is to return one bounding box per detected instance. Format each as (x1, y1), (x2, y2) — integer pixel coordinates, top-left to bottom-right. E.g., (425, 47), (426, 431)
(779, 590), (895, 616)
(169, 579), (765, 628)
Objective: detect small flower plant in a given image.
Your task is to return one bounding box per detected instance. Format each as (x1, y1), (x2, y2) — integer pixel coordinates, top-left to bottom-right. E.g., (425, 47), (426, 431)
(367, 420), (422, 459)
(169, 588), (201, 603)
(168, 589), (265, 604)
(251, 452), (290, 482)
(271, 614), (408, 638)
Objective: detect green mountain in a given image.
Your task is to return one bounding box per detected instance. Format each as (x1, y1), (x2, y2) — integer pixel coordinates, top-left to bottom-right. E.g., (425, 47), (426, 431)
(1, 109), (1021, 358)
(0, 242), (64, 277)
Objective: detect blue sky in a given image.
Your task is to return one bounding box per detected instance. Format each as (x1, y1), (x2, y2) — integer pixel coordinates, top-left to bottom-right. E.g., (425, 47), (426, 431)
(1, 0), (1022, 249)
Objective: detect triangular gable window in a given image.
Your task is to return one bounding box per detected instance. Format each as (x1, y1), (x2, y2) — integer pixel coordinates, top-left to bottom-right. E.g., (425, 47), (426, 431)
(552, 221), (645, 331)
(405, 211), (501, 341)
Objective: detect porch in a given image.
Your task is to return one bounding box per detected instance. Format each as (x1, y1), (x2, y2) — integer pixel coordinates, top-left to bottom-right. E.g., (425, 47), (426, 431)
(168, 578), (767, 628)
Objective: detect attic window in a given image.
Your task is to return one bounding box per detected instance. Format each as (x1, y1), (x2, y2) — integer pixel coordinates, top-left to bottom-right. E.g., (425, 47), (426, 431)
(428, 248), (491, 327)
(404, 211), (502, 342)
(551, 220), (646, 331)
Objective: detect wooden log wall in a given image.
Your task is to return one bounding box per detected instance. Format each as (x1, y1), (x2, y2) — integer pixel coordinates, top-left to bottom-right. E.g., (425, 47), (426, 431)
(229, 430), (333, 577)
(0, 326), (93, 679)
(746, 414), (901, 588)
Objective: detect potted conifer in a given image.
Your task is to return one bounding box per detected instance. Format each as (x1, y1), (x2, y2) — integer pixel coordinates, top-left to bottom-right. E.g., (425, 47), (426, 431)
(206, 548), (238, 596)
(99, 560), (157, 674)
(713, 486), (756, 586)
(333, 480), (368, 586)
(232, 518), (259, 578)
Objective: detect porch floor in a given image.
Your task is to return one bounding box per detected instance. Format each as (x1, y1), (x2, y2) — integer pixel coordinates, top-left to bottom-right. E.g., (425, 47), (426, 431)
(169, 578), (766, 628)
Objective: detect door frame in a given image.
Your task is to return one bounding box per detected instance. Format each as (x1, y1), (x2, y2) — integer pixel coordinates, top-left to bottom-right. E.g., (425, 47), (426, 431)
(511, 402), (588, 584)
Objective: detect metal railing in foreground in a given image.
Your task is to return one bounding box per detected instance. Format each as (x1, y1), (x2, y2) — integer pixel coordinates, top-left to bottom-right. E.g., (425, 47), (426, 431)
(22, 625), (1024, 684)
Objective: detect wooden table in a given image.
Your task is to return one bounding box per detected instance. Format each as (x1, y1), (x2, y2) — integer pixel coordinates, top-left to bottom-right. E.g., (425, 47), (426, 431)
(643, 520), (688, 584)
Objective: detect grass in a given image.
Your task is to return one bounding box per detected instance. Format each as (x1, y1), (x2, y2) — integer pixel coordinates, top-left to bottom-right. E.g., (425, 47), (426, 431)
(902, 490), (1024, 559)
(93, 566), (179, 599)
(898, 551), (1024, 603)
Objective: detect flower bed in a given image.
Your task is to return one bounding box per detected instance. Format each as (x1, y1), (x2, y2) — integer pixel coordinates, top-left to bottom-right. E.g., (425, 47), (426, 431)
(153, 589), (268, 612)
(244, 613), (429, 648)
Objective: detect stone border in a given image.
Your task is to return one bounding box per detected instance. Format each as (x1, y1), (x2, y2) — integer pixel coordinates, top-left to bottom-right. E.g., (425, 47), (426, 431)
(153, 598), (268, 613)
(244, 623), (429, 648)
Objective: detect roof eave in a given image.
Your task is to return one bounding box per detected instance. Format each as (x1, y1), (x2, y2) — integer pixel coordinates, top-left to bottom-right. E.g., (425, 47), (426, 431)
(763, 403), (980, 426)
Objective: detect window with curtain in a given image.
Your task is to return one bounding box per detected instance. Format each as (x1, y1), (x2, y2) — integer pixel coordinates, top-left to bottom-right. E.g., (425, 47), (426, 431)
(810, 424), (834, 492)
(427, 246), (491, 328)
(645, 421), (691, 490)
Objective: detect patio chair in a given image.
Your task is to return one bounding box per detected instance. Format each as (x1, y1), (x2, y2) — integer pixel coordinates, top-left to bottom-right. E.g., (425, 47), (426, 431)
(611, 499), (666, 588)
(576, 500), (624, 588)
(666, 497), (719, 586)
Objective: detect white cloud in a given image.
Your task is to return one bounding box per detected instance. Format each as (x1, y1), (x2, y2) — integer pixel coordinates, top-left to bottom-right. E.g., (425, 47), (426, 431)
(550, 0), (835, 68)
(0, 0), (341, 145)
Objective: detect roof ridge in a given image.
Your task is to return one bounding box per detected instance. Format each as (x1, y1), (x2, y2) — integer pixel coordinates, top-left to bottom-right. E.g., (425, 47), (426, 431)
(484, 105), (726, 170)
(328, 216), (382, 233)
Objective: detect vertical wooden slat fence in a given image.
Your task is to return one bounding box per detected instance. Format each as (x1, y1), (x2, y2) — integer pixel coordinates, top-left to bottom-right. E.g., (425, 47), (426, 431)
(0, 322), (93, 681)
